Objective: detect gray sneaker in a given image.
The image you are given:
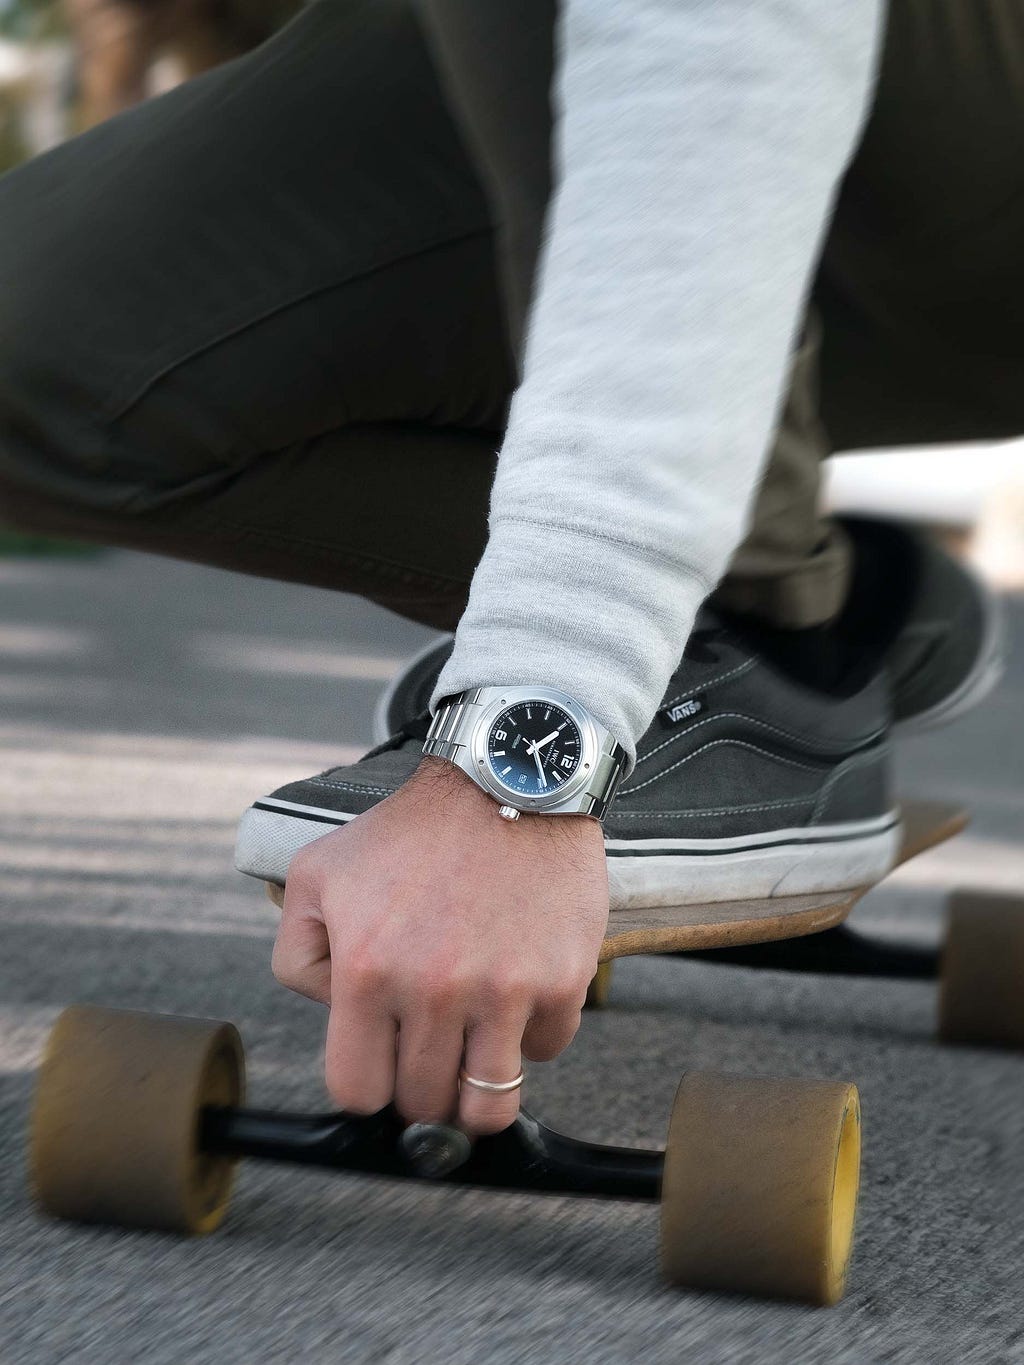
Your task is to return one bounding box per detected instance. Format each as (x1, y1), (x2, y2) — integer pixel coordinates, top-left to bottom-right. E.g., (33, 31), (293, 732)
(373, 633), (453, 745)
(236, 612), (899, 909)
(838, 517), (1006, 733)
(236, 716), (433, 890)
(371, 520), (1006, 742)
(601, 618), (897, 907)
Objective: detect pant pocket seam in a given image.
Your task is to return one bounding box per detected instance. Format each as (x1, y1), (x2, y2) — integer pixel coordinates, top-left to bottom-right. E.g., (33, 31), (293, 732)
(97, 223), (496, 425)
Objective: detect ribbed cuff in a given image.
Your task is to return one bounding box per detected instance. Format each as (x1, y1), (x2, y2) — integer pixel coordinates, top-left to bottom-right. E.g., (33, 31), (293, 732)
(431, 517), (711, 771)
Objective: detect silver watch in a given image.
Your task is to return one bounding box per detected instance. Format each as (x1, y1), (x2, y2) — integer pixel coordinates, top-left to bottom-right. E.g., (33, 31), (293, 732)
(423, 685), (626, 822)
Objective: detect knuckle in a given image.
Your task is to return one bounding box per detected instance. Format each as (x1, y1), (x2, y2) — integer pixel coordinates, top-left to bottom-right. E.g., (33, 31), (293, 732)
(285, 843), (320, 888)
(270, 943), (300, 991)
(409, 950), (507, 1014)
(539, 978), (587, 1015)
(339, 948), (391, 1000)
(480, 970), (532, 1013)
(410, 964), (467, 1015)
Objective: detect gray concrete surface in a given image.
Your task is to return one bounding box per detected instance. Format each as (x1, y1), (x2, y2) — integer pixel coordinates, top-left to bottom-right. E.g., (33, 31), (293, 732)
(0, 549), (1021, 1365)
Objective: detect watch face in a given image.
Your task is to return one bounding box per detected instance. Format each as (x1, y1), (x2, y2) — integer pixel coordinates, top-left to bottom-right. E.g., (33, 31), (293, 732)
(485, 700), (584, 798)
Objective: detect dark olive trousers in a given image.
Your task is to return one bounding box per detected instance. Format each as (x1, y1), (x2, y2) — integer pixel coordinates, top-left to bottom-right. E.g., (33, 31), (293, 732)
(1, 0), (1023, 633)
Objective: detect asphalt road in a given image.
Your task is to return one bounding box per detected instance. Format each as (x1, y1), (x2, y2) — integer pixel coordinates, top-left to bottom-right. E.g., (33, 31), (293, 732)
(0, 549), (1021, 1365)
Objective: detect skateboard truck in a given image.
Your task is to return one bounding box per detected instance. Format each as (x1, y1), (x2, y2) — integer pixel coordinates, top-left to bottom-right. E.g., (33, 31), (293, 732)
(30, 1005), (861, 1305)
(399, 1122), (473, 1179)
(200, 1105), (661, 1198)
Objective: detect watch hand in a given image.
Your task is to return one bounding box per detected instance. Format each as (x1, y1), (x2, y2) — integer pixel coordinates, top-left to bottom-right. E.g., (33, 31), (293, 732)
(533, 746), (547, 789)
(534, 730), (560, 751)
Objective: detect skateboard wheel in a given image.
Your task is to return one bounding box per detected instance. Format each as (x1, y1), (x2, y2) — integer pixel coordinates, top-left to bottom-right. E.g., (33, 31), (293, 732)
(939, 891), (1024, 1049)
(660, 1072), (861, 1305)
(584, 962), (614, 1009)
(30, 1004), (245, 1234)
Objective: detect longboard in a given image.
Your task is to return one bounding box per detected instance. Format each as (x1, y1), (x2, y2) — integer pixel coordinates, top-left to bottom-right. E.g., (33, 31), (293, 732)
(599, 800), (967, 961)
(265, 799), (967, 962)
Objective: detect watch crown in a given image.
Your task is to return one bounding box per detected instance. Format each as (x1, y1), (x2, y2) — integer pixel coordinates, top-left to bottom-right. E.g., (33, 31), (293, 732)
(497, 805), (521, 822)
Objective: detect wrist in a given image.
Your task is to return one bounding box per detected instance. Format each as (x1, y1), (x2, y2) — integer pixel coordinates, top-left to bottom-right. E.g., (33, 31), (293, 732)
(409, 755), (598, 832)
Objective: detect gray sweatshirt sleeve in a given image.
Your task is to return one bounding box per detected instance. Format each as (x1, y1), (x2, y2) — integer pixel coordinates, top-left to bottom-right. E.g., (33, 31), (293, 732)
(430, 0), (882, 766)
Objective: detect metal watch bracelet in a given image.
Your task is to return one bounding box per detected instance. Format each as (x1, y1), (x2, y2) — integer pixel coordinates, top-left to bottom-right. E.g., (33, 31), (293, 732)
(423, 687), (625, 821)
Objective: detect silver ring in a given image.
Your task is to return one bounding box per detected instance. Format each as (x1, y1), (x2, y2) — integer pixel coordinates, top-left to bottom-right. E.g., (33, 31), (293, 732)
(459, 1067), (524, 1094)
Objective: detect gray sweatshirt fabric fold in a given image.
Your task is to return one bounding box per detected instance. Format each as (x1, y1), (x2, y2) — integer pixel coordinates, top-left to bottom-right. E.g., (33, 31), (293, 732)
(422, 0), (883, 767)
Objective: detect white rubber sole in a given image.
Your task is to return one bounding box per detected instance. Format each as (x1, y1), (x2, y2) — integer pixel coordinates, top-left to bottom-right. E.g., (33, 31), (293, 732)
(235, 799), (353, 884)
(237, 798), (902, 911)
(604, 811), (902, 910)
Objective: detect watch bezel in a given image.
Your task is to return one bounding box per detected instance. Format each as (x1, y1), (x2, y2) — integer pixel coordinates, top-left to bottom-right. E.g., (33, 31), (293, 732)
(467, 686), (601, 812)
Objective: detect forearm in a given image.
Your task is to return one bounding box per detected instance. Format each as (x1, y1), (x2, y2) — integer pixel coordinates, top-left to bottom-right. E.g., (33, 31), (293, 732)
(428, 0), (883, 762)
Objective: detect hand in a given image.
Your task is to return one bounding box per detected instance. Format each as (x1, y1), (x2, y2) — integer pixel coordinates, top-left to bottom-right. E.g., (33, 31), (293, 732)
(271, 757), (609, 1135)
(532, 742), (548, 789)
(527, 730), (560, 789)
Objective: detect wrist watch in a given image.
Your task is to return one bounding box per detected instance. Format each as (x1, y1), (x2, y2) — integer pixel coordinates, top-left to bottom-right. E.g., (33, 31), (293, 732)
(423, 685), (626, 822)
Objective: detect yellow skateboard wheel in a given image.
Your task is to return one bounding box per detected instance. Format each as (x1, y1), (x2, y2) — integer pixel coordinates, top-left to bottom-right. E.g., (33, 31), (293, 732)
(939, 891), (1024, 1049)
(30, 1004), (245, 1234)
(660, 1071), (861, 1305)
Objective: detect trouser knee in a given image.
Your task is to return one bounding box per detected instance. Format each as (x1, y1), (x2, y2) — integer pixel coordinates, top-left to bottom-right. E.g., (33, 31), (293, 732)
(0, 283), (186, 538)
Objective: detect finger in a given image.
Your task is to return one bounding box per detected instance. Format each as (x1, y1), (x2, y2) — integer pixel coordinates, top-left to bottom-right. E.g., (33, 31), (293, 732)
(324, 1001), (398, 1115)
(324, 964), (398, 1115)
(272, 901), (331, 1006)
(393, 1012), (464, 1125)
(521, 997), (583, 1063)
(458, 1016), (527, 1136)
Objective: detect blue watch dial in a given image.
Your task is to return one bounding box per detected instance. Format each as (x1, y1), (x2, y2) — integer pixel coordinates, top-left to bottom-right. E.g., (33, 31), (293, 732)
(486, 701), (583, 797)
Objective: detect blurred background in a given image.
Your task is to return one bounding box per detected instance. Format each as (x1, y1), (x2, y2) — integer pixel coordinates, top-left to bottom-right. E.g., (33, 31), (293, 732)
(0, 0), (307, 557)
(2, 0), (1023, 577)
(0, 17), (1021, 1365)
(0, 0), (298, 157)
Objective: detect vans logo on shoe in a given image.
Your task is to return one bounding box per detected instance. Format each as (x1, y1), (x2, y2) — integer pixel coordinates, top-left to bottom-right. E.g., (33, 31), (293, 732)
(661, 696), (705, 725)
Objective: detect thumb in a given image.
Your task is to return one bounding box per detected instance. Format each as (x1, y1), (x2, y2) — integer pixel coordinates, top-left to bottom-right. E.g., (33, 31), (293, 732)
(271, 887), (332, 1006)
